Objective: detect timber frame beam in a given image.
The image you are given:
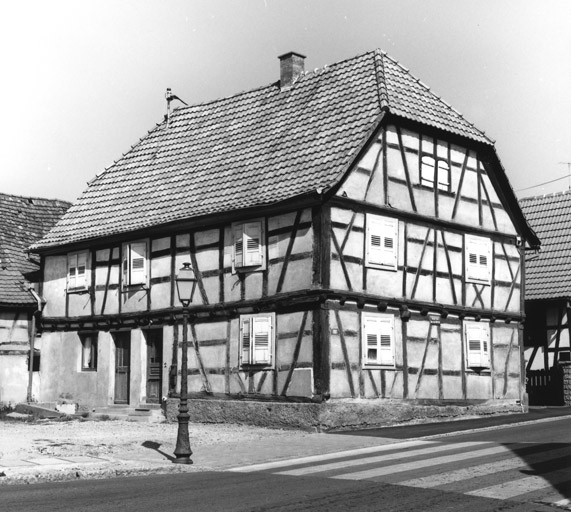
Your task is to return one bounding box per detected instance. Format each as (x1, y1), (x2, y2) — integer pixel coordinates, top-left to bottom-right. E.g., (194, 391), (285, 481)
(41, 287), (522, 332)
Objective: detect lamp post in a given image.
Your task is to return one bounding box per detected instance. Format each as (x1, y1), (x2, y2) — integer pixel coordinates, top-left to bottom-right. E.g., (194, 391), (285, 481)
(173, 262), (197, 464)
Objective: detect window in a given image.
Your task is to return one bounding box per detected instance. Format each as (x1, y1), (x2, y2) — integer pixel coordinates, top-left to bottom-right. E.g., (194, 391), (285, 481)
(232, 220), (265, 272)
(465, 235), (492, 285)
(67, 251), (89, 291)
(239, 313), (275, 366)
(365, 214), (398, 270)
(122, 241), (148, 287)
(421, 156), (450, 191)
(81, 334), (98, 371)
(362, 313), (395, 367)
(464, 321), (490, 369)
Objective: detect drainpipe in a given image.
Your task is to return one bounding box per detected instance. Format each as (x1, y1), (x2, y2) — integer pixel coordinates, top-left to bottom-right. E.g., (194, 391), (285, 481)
(27, 288), (43, 403)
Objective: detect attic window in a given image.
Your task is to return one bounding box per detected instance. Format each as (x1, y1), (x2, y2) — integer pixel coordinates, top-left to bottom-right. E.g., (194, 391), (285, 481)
(421, 156), (450, 191)
(231, 220), (266, 273)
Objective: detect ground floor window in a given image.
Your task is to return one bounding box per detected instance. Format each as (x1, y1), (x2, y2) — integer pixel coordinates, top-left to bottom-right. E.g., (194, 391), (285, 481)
(361, 313), (395, 367)
(80, 333), (98, 371)
(239, 313), (275, 367)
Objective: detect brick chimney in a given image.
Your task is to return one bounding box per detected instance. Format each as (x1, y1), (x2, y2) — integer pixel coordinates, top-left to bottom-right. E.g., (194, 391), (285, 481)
(279, 51), (306, 89)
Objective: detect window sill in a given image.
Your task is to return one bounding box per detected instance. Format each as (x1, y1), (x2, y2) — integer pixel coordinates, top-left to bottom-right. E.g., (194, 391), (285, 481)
(67, 288), (90, 295)
(363, 364), (395, 370)
(81, 368), (97, 372)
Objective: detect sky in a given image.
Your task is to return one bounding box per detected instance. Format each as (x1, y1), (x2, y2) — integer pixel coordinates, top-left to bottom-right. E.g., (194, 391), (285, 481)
(1, 0), (570, 203)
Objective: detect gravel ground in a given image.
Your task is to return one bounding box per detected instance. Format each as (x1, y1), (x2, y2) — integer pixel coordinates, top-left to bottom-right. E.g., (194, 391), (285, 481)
(0, 416), (308, 462)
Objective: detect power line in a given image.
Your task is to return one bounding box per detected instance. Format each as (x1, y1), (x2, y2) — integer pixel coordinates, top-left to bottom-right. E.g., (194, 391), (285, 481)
(516, 174), (570, 193)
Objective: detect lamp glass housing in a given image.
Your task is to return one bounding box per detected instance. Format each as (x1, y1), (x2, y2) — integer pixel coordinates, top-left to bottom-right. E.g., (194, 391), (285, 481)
(176, 262), (197, 307)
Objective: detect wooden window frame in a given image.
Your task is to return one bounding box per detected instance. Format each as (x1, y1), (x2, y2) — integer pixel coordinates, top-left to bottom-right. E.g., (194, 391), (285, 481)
(239, 312), (275, 368)
(464, 320), (490, 369)
(465, 235), (492, 285)
(66, 250), (90, 293)
(122, 240), (149, 288)
(365, 214), (398, 271)
(80, 333), (98, 371)
(231, 219), (266, 273)
(361, 313), (396, 368)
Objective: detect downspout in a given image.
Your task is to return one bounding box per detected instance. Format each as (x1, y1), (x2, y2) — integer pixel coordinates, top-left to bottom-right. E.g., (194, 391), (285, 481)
(27, 288), (43, 403)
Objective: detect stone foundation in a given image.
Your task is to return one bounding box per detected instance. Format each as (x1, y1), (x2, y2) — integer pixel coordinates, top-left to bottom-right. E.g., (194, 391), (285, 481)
(562, 362), (571, 406)
(164, 397), (524, 431)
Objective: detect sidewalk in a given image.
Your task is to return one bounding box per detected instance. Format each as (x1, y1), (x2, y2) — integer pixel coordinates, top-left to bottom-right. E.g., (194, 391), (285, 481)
(1, 406), (570, 485)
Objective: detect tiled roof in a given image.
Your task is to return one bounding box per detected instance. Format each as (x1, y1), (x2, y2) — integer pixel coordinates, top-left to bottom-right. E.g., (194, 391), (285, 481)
(33, 49), (497, 250)
(520, 192), (571, 301)
(0, 193), (70, 306)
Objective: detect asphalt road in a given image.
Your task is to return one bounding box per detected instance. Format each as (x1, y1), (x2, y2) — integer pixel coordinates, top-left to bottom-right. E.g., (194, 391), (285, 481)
(3, 417), (570, 512)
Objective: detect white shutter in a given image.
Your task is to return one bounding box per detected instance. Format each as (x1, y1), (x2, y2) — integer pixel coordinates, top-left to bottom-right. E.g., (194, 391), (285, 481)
(465, 236), (491, 284)
(366, 215), (398, 270)
(129, 242), (147, 285)
(240, 316), (251, 364)
(67, 253), (78, 290)
(233, 225), (244, 269)
(76, 252), (88, 290)
(252, 315), (272, 364)
(362, 314), (394, 366)
(243, 222), (263, 267)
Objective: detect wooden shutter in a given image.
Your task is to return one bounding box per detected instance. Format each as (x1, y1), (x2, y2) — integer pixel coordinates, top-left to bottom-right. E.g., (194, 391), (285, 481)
(366, 215), (398, 270)
(233, 225), (244, 269)
(76, 252), (88, 290)
(243, 222), (263, 266)
(67, 253), (78, 290)
(465, 236), (491, 284)
(362, 314), (394, 366)
(129, 242), (147, 285)
(252, 315), (272, 364)
(465, 322), (490, 367)
(240, 316), (251, 364)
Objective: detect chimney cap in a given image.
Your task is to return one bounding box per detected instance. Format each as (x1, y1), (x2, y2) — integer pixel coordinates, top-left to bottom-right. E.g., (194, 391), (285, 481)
(278, 51), (307, 61)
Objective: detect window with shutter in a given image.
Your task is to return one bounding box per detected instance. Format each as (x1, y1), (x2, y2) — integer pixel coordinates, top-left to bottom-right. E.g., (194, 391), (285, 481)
(67, 251), (90, 292)
(464, 321), (490, 368)
(465, 235), (492, 285)
(122, 241), (149, 287)
(239, 313), (275, 367)
(362, 313), (395, 367)
(365, 214), (398, 270)
(232, 220), (265, 272)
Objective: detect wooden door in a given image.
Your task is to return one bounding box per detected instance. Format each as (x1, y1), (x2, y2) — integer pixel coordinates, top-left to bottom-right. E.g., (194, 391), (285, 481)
(114, 332), (130, 404)
(146, 330), (163, 403)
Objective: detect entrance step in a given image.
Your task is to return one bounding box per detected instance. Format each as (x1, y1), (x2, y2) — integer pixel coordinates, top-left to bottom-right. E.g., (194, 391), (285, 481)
(91, 404), (165, 423)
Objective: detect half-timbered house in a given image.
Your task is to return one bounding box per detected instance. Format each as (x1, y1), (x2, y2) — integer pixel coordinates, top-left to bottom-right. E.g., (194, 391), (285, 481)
(30, 50), (539, 427)
(520, 192), (571, 405)
(0, 193), (70, 404)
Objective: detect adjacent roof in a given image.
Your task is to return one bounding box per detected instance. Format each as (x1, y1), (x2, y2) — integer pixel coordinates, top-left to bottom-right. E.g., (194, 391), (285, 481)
(0, 193), (70, 306)
(520, 192), (571, 301)
(33, 49), (522, 251)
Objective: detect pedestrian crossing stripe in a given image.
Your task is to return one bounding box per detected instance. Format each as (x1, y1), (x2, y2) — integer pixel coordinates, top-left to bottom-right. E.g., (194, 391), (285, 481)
(398, 446), (567, 488)
(277, 441), (488, 477)
(229, 439), (571, 506)
(330, 445), (512, 480)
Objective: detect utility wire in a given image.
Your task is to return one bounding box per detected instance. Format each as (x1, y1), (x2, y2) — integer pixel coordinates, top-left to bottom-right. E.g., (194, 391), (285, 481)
(516, 174), (569, 193)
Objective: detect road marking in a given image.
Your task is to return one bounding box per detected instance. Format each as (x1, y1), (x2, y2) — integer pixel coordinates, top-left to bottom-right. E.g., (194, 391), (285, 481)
(276, 441), (487, 477)
(398, 446), (571, 488)
(229, 439), (436, 472)
(466, 469), (571, 500)
(331, 445), (511, 480)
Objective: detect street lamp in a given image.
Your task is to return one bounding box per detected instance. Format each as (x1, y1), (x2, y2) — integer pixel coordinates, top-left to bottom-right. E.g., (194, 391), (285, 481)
(173, 262), (197, 464)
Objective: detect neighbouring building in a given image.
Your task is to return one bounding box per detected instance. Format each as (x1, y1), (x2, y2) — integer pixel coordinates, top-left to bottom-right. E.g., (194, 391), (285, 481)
(30, 50), (539, 428)
(0, 193), (70, 405)
(520, 192), (571, 405)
